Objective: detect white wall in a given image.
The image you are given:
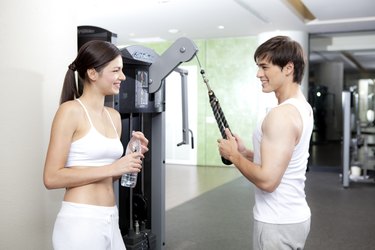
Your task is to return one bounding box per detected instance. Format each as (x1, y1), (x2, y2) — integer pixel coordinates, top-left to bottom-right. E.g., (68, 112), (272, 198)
(0, 1), (75, 249)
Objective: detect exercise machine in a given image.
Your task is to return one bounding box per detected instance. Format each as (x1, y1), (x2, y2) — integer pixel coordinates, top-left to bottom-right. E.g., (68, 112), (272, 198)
(116, 37), (198, 250)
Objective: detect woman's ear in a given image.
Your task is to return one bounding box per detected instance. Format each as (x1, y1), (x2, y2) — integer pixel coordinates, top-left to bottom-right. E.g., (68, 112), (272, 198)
(87, 68), (98, 81)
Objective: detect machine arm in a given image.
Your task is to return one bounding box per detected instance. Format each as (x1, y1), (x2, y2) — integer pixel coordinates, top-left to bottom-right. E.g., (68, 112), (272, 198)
(148, 37), (198, 93)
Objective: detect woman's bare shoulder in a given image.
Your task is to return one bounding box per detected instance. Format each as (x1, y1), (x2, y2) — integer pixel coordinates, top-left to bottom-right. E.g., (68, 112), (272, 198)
(53, 100), (83, 125)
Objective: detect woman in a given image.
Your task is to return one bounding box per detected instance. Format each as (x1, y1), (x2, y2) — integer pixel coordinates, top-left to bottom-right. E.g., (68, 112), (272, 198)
(43, 40), (149, 250)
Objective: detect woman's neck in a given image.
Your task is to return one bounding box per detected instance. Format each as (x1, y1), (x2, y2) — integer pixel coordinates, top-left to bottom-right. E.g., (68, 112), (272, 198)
(78, 93), (105, 112)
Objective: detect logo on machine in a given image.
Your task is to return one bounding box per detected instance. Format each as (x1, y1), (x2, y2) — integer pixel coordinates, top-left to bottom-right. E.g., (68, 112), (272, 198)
(133, 51), (153, 61)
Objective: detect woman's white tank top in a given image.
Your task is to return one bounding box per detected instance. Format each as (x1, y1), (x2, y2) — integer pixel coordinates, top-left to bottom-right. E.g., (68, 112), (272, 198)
(65, 99), (124, 167)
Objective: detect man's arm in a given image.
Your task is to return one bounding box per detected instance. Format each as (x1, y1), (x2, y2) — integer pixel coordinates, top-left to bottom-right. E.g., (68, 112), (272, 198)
(219, 104), (301, 192)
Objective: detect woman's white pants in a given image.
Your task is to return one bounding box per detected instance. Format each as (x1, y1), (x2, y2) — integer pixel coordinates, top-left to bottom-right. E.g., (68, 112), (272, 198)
(52, 201), (126, 250)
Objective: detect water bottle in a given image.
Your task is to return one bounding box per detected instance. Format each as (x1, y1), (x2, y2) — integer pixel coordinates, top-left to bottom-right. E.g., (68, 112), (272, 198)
(121, 138), (141, 188)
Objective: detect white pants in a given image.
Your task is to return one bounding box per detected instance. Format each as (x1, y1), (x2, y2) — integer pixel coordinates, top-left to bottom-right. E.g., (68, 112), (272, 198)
(253, 218), (311, 250)
(53, 201), (126, 250)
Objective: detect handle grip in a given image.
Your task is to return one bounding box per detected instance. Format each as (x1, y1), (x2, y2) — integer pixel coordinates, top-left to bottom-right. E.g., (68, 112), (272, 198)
(221, 157), (232, 165)
(208, 91), (232, 165)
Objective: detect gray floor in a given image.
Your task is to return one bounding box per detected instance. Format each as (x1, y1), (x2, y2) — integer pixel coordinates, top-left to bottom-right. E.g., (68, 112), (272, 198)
(165, 142), (375, 250)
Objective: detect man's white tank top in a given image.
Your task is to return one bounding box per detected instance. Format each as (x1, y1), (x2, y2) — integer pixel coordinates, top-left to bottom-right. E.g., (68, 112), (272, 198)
(252, 98), (313, 224)
(65, 99), (124, 167)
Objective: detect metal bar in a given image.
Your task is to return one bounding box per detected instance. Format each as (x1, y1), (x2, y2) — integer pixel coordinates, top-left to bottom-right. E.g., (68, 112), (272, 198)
(175, 68), (190, 146)
(342, 91), (351, 188)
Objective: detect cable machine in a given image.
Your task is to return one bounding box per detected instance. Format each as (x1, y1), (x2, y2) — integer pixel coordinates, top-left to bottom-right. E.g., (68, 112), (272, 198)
(116, 37), (198, 250)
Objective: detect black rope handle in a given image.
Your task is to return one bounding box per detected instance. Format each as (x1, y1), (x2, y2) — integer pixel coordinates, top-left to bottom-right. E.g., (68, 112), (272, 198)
(196, 56), (232, 165)
(209, 91), (230, 137)
(208, 91), (232, 165)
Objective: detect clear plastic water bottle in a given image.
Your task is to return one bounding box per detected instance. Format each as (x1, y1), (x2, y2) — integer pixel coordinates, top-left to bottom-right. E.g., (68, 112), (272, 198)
(121, 138), (141, 188)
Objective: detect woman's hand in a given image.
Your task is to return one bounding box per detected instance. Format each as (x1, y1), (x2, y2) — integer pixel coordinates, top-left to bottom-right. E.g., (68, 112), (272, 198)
(128, 131), (149, 154)
(111, 131), (149, 177)
(111, 152), (143, 177)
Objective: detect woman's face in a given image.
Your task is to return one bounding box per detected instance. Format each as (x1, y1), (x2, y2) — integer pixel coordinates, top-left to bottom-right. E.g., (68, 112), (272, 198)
(96, 55), (126, 95)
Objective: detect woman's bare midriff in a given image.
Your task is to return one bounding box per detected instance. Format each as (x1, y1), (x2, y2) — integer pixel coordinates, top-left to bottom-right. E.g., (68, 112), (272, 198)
(63, 177), (116, 207)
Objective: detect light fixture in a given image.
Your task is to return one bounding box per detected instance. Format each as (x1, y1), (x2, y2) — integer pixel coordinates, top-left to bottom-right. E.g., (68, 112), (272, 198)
(130, 37), (166, 43)
(124, 0), (175, 7)
(284, 0), (315, 22)
(168, 28), (179, 34)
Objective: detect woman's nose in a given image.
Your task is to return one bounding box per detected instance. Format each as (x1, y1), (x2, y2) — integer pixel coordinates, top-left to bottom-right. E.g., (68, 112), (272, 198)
(120, 71), (126, 81)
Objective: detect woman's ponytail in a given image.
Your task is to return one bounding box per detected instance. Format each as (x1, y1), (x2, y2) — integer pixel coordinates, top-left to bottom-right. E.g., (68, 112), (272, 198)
(59, 66), (78, 104)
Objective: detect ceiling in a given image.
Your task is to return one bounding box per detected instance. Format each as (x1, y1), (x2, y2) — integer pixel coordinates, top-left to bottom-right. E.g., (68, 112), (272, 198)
(74, 0), (375, 74)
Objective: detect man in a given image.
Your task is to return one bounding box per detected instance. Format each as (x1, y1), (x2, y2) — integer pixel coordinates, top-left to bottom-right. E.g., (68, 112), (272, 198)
(218, 36), (313, 250)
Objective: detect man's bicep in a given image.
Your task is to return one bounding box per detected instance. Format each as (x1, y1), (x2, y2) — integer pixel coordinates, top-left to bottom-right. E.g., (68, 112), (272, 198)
(261, 113), (295, 179)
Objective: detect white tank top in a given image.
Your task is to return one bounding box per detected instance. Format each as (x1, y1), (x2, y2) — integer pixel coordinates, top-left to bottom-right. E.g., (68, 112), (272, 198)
(252, 98), (313, 224)
(65, 99), (124, 167)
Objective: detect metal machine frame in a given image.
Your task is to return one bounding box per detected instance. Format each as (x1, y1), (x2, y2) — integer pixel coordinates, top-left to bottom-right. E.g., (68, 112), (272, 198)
(342, 91), (375, 188)
(116, 37), (198, 250)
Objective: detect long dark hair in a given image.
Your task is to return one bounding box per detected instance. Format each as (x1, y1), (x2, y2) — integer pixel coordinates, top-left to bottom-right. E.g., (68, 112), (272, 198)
(254, 36), (305, 84)
(60, 40), (122, 104)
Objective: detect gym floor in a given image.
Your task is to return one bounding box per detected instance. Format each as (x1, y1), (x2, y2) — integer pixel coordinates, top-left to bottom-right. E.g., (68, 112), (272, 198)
(165, 141), (375, 250)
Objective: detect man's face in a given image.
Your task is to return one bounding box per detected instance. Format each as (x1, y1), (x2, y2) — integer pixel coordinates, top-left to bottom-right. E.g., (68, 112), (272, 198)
(256, 58), (286, 93)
